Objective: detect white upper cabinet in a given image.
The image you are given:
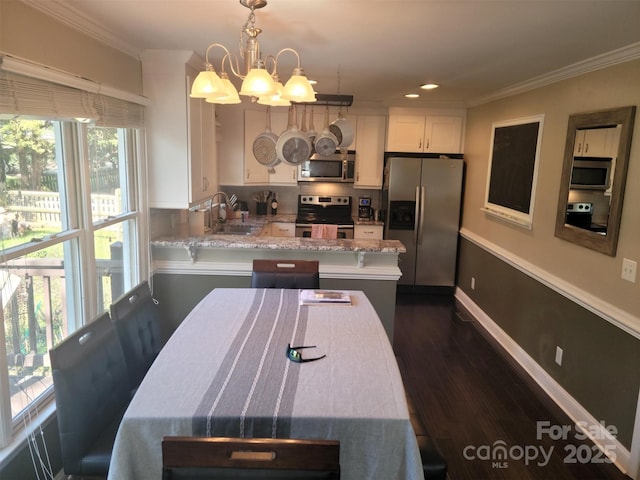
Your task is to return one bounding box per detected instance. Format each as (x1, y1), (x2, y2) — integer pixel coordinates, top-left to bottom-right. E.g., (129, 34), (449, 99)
(573, 126), (620, 158)
(141, 50), (217, 208)
(354, 115), (386, 189)
(244, 109), (277, 184)
(386, 113), (464, 153)
(244, 108), (300, 185)
(241, 107), (359, 186)
(307, 107), (357, 151)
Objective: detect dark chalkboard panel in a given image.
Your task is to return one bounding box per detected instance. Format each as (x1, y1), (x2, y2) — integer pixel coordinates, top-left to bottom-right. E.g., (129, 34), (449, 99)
(484, 115), (544, 228)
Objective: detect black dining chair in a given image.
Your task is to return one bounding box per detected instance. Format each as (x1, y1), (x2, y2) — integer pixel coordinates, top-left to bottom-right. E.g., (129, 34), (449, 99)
(161, 436), (340, 479)
(251, 259), (320, 289)
(110, 280), (164, 391)
(49, 311), (131, 477)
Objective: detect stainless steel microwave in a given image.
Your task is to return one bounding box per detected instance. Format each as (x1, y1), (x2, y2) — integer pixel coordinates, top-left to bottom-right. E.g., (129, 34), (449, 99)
(570, 159), (612, 190)
(298, 152), (355, 183)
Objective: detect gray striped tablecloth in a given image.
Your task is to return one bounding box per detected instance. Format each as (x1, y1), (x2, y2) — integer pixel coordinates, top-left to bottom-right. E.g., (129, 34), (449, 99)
(108, 288), (424, 480)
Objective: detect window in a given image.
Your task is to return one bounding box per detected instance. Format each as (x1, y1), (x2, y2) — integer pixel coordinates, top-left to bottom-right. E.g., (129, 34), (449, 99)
(0, 83), (146, 447)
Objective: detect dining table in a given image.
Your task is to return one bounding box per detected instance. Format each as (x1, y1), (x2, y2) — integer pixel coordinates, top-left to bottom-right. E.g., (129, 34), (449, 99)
(107, 288), (424, 480)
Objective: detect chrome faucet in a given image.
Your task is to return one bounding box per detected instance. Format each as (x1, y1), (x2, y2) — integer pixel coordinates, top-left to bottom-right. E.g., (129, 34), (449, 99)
(208, 191), (231, 227)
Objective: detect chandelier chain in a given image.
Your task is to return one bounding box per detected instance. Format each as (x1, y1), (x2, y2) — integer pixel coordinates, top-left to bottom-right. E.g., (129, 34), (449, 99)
(239, 8), (257, 60)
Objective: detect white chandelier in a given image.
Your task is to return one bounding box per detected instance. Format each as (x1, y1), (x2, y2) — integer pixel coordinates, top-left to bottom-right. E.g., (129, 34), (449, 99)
(189, 0), (317, 106)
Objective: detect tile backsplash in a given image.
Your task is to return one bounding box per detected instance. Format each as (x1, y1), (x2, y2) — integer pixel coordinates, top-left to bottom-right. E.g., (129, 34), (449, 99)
(150, 184), (383, 239)
(219, 184), (383, 217)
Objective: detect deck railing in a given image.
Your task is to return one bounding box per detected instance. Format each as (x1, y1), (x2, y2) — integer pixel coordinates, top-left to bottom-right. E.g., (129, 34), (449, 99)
(3, 255), (123, 418)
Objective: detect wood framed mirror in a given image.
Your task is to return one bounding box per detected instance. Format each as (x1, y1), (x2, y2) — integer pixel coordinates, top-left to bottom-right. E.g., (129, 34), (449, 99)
(555, 106), (636, 256)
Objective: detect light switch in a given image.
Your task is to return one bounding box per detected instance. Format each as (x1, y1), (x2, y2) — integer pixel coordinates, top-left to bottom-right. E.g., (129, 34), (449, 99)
(621, 258), (637, 283)
(555, 346), (563, 366)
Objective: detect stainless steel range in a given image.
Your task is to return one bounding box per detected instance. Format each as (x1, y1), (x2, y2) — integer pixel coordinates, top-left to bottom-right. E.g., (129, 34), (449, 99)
(295, 195), (354, 239)
(566, 202), (593, 229)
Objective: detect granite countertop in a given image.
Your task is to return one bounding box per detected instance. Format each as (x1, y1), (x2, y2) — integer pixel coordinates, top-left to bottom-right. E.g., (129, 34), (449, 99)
(152, 235), (405, 253)
(151, 216), (405, 254)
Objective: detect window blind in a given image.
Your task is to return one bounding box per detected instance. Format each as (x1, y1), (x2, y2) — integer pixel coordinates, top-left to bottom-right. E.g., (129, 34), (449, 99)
(94, 94), (144, 128)
(0, 72), (144, 128)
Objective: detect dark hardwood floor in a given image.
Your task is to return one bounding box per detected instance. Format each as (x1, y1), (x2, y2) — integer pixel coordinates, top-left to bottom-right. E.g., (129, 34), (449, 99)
(393, 291), (631, 480)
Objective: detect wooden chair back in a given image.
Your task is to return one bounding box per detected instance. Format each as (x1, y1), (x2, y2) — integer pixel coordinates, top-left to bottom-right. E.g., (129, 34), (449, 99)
(162, 436), (340, 479)
(251, 259), (320, 289)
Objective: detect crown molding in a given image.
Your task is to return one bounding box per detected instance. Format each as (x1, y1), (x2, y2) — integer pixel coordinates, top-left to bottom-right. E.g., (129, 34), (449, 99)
(20, 0), (141, 59)
(19, 1), (640, 108)
(468, 42), (640, 107)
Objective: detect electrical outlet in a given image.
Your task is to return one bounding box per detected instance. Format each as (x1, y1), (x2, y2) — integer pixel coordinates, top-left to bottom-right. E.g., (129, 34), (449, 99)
(471, 277), (476, 290)
(555, 346), (563, 366)
(621, 258), (637, 283)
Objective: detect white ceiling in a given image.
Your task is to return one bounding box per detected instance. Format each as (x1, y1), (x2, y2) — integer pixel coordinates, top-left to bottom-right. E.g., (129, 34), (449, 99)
(24, 0), (640, 108)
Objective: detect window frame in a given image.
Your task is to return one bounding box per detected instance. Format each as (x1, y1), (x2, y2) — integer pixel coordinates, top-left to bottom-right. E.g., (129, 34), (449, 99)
(0, 118), (148, 449)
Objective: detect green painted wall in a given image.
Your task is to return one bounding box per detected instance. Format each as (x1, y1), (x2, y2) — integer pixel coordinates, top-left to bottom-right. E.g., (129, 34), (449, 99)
(150, 274), (397, 340)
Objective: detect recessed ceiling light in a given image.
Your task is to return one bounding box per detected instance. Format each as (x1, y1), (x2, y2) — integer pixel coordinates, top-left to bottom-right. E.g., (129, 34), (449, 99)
(308, 79), (317, 85)
(405, 93), (420, 99)
(420, 83), (439, 90)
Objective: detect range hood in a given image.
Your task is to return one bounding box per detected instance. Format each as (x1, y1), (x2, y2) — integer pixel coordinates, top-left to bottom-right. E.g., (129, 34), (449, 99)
(298, 94), (353, 107)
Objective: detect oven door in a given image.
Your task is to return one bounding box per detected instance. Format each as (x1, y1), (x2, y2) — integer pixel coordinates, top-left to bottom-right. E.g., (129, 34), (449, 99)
(295, 225), (354, 239)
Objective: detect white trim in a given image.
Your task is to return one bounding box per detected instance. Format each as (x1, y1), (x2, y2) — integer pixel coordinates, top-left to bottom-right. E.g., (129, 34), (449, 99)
(0, 399), (56, 469)
(0, 55), (149, 106)
(455, 287), (634, 477)
(468, 42), (640, 107)
(483, 114), (545, 230)
(459, 228), (640, 339)
(152, 260), (403, 281)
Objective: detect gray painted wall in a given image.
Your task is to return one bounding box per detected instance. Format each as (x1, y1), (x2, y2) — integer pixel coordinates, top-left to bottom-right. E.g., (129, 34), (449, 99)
(457, 237), (640, 448)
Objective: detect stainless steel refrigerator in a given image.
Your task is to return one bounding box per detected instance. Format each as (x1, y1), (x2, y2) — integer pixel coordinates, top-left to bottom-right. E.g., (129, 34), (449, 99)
(384, 155), (464, 287)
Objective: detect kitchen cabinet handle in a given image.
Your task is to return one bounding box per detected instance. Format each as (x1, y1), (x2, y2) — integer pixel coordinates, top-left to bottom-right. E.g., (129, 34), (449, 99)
(585, 143), (589, 154)
(418, 186), (425, 245)
(414, 186), (420, 245)
(426, 139), (430, 150)
(418, 139), (422, 150)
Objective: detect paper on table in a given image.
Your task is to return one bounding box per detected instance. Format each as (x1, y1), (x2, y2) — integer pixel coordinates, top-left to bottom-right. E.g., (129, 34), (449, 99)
(299, 290), (351, 305)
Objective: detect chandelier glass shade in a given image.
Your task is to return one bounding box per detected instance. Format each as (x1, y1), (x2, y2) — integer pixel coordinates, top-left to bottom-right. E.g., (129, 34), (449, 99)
(282, 70), (317, 103)
(190, 68), (226, 99)
(257, 74), (290, 106)
(206, 71), (241, 104)
(189, 0), (316, 106)
(239, 62), (277, 97)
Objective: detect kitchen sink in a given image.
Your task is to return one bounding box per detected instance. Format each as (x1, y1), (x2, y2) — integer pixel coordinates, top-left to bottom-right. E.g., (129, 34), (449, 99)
(209, 224), (259, 236)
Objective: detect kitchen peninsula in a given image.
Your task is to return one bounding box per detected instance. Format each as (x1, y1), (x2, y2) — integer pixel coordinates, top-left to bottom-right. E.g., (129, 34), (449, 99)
(150, 216), (405, 341)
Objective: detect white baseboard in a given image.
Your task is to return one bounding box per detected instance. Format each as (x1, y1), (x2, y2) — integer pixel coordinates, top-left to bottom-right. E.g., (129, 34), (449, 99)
(455, 287), (633, 477)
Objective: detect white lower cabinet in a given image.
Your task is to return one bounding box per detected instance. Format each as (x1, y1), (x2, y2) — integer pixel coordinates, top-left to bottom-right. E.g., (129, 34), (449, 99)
(354, 225), (384, 240)
(269, 222), (296, 237)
